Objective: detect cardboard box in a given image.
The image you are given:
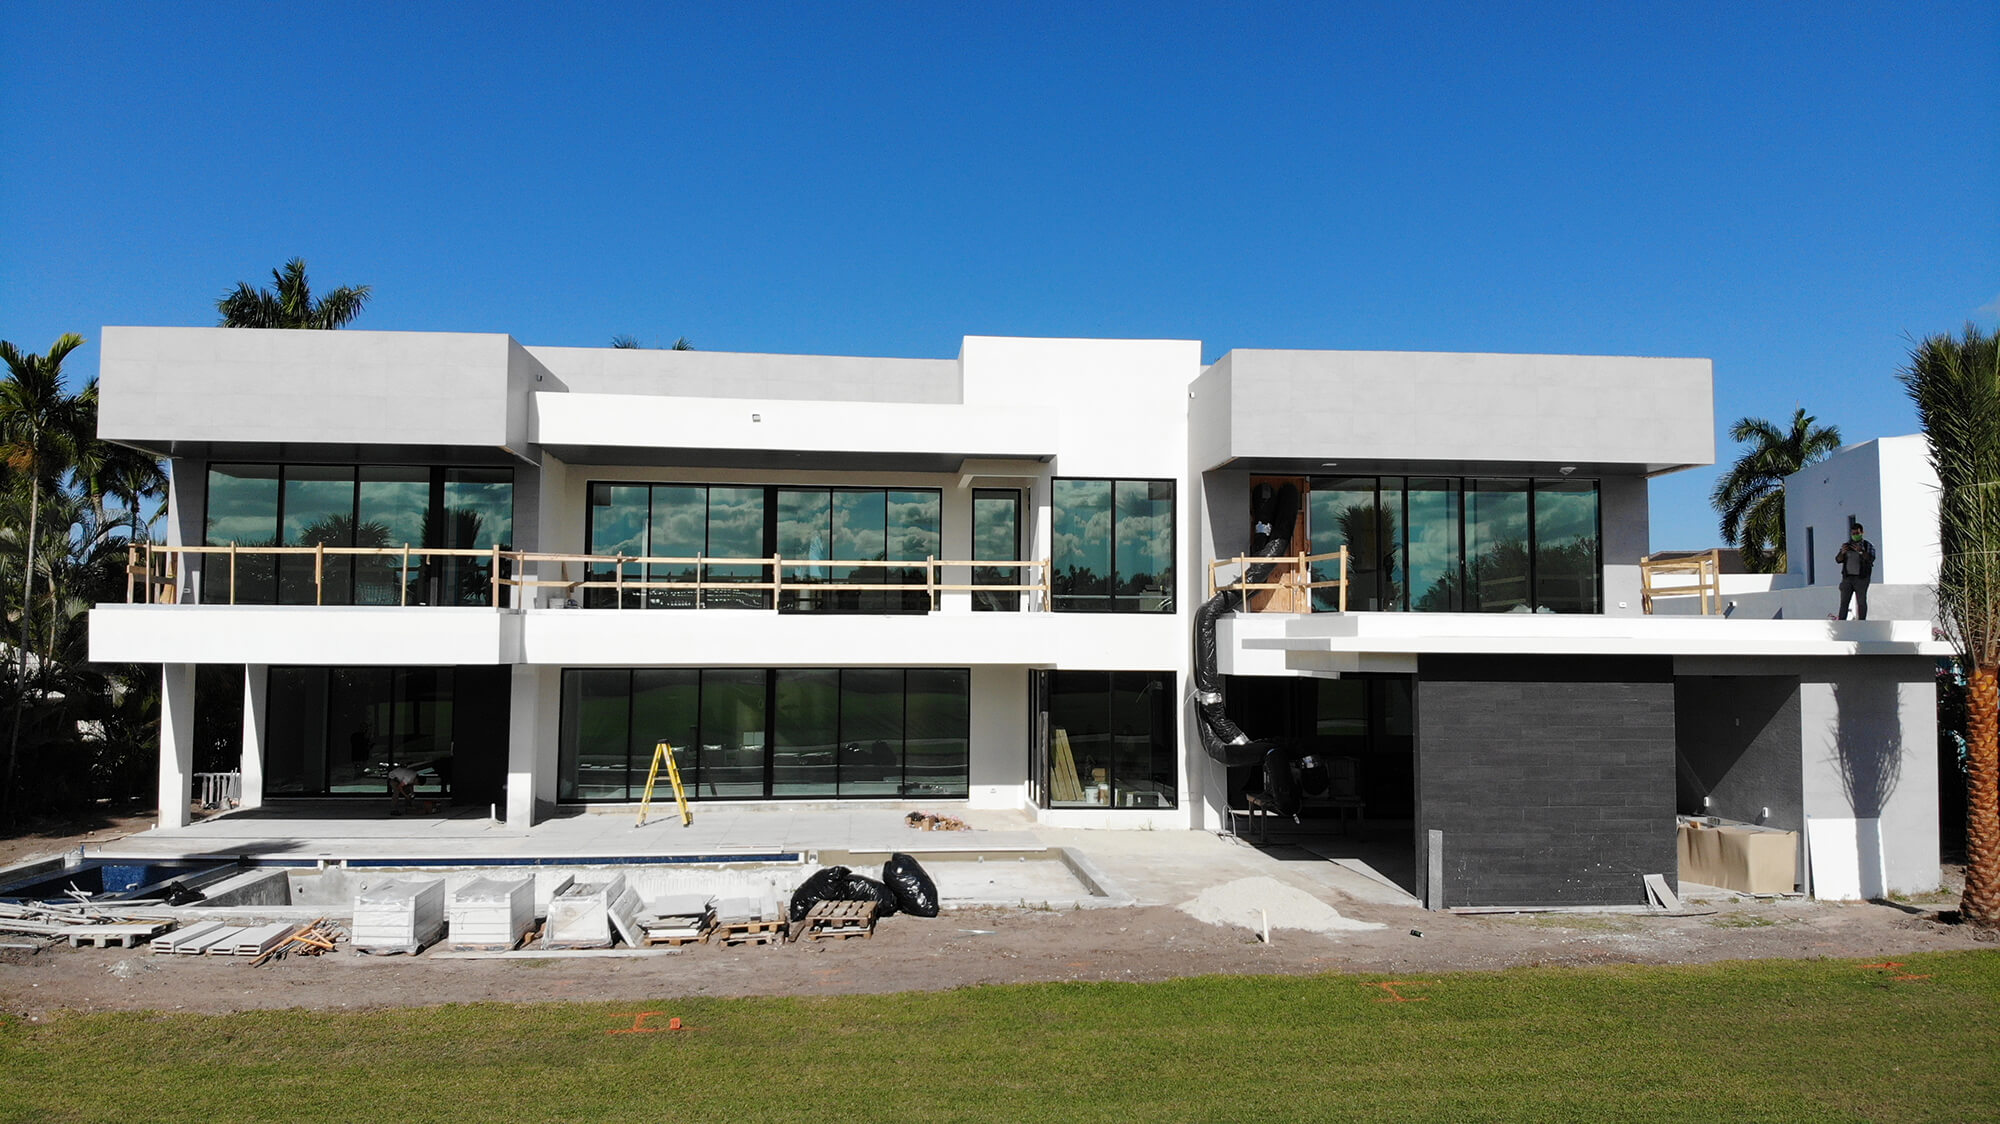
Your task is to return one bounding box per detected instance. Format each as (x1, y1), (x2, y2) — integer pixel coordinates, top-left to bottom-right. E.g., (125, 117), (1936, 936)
(1678, 821), (1796, 894)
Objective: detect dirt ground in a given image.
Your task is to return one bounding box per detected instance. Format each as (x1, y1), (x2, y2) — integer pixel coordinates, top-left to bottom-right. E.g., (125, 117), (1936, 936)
(1, 816), (1992, 1021)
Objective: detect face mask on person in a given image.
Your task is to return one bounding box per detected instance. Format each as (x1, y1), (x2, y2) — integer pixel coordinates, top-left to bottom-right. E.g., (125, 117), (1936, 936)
(1851, 531), (1864, 541)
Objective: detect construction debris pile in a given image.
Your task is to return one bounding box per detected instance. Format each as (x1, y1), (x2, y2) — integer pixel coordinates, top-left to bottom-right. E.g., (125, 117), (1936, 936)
(905, 811), (969, 831)
(0, 897), (174, 950)
(0, 853), (945, 960)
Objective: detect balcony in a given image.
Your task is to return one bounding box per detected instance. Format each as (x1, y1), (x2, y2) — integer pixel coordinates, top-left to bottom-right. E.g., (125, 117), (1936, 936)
(94, 543), (1089, 668)
(122, 542), (1052, 614)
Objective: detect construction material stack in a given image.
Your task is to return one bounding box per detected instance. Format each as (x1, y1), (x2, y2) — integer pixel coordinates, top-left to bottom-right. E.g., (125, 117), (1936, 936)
(352, 879), (447, 955)
(545, 873), (623, 948)
(447, 876), (537, 951)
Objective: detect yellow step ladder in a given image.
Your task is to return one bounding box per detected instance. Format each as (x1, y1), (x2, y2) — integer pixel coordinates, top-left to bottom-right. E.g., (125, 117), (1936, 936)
(636, 741), (693, 828)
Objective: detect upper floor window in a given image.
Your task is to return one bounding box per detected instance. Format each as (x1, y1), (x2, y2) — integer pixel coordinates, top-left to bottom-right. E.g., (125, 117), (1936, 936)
(204, 464), (511, 606)
(584, 482), (942, 613)
(1304, 475), (1599, 613)
(1052, 478), (1175, 613)
(972, 488), (1022, 612)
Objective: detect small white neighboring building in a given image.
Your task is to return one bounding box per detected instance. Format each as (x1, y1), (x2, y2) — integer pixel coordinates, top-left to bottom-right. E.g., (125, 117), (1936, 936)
(1699, 436), (1941, 623)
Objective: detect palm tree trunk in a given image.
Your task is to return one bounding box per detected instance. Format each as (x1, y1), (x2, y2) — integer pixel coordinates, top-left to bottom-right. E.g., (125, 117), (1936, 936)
(1964, 663), (2000, 927)
(2, 479), (38, 820)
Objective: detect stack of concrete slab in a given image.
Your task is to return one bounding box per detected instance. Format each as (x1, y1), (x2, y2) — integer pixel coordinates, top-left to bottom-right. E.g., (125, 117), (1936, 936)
(447, 876), (538, 951)
(150, 920), (294, 957)
(546, 873), (627, 949)
(352, 879), (446, 955)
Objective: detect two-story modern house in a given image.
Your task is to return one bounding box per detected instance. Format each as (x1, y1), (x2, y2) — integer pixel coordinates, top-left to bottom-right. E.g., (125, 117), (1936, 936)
(89, 328), (1947, 908)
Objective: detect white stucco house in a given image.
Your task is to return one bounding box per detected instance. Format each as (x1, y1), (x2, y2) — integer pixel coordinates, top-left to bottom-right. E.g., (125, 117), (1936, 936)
(88, 328), (1948, 906)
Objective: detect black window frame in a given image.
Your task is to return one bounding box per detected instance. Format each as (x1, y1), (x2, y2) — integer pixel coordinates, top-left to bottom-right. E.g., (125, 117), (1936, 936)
(201, 462), (514, 606)
(580, 481), (945, 614)
(1304, 474), (1602, 615)
(555, 666), (971, 803)
(1050, 476), (1177, 614)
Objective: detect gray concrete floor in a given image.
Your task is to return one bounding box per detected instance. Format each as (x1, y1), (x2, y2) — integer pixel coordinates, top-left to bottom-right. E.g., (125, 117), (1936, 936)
(82, 800), (1418, 911)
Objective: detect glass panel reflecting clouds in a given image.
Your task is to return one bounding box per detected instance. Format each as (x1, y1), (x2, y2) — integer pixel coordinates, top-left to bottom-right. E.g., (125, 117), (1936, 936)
(1113, 481), (1174, 611)
(704, 487), (767, 609)
(1053, 479), (1113, 611)
(1534, 479), (1600, 613)
(972, 489), (1021, 612)
(1466, 480), (1530, 612)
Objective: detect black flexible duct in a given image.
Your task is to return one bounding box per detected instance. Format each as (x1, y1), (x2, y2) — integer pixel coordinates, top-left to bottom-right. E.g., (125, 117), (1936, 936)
(1192, 483), (1310, 816)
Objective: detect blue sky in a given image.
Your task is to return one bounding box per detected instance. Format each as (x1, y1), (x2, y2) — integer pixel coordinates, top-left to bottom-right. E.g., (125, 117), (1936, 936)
(2, 3), (1993, 550)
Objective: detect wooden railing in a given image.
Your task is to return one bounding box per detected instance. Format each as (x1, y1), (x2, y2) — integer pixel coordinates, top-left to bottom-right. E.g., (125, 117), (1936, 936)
(1205, 548), (1350, 612)
(1638, 549), (1722, 615)
(125, 543), (1053, 612)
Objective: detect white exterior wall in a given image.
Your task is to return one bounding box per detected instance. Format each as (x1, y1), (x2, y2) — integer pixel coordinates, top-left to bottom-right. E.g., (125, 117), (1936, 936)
(1679, 654), (1941, 896)
(1784, 436), (1940, 590)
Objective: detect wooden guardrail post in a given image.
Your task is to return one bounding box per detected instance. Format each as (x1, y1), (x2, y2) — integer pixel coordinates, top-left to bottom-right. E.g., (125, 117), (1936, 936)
(314, 542), (325, 605)
(229, 542), (239, 605)
(491, 543), (503, 608)
(399, 545), (410, 607)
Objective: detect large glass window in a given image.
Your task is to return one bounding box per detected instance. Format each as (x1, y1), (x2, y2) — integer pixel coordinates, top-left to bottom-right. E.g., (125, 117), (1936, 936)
(1406, 478), (1463, 612)
(204, 464), (512, 606)
(582, 483), (942, 613)
(264, 665), (492, 799)
(356, 467), (429, 605)
(1534, 479), (1601, 614)
(1465, 479), (1531, 613)
(1046, 670), (1176, 808)
(772, 669), (838, 796)
(972, 488), (1022, 612)
(556, 667), (970, 802)
(698, 669), (767, 797)
(905, 668), (970, 798)
(204, 464), (280, 603)
(1053, 478), (1175, 613)
(1304, 475), (1599, 614)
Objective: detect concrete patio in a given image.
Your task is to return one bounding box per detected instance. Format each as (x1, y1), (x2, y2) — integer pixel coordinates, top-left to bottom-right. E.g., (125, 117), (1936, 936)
(69, 801), (1421, 911)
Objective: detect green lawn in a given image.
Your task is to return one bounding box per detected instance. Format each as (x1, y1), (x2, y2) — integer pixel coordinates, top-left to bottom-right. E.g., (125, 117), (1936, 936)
(4, 952), (1997, 1123)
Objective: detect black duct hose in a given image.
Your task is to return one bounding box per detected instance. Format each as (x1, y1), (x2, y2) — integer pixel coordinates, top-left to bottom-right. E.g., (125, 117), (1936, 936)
(1193, 483), (1300, 774)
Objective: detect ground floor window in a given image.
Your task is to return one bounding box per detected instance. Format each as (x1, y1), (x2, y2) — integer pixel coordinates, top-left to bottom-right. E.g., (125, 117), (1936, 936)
(262, 665), (511, 802)
(558, 667), (969, 802)
(1045, 670), (1177, 809)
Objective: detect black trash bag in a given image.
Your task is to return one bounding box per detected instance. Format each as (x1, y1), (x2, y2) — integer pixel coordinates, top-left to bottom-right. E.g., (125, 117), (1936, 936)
(788, 865), (851, 922)
(842, 874), (899, 917)
(882, 852), (940, 918)
(161, 880), (205, 906)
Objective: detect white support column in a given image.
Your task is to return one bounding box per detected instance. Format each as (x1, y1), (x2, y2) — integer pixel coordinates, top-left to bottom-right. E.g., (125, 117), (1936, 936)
(158, 663), (196, 830)
(505, 664), (541, 826)
(239, 664), (267, 810)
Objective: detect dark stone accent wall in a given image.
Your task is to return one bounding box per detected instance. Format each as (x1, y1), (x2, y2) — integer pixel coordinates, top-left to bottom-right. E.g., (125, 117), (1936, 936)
(1415, 656), (1676, 908)
(1674, 676), (1802, 831)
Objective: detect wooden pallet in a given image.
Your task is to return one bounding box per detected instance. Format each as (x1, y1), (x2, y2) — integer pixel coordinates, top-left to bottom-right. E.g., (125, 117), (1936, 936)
(713, 918), (786, 946)
(795, 900), (878, 942)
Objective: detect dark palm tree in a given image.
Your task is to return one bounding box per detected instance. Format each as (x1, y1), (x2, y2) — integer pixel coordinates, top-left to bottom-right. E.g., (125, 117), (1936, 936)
(217, 258), (371, 329)
(1709, 408), (1843, 573)
(1901, 323), (2000, 928)
(0, 333), (94, 815)
(611, 334), (693, 350)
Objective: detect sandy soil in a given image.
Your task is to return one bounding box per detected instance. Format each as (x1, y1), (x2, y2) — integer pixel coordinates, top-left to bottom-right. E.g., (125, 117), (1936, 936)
(1, 820), (1991, 1020)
